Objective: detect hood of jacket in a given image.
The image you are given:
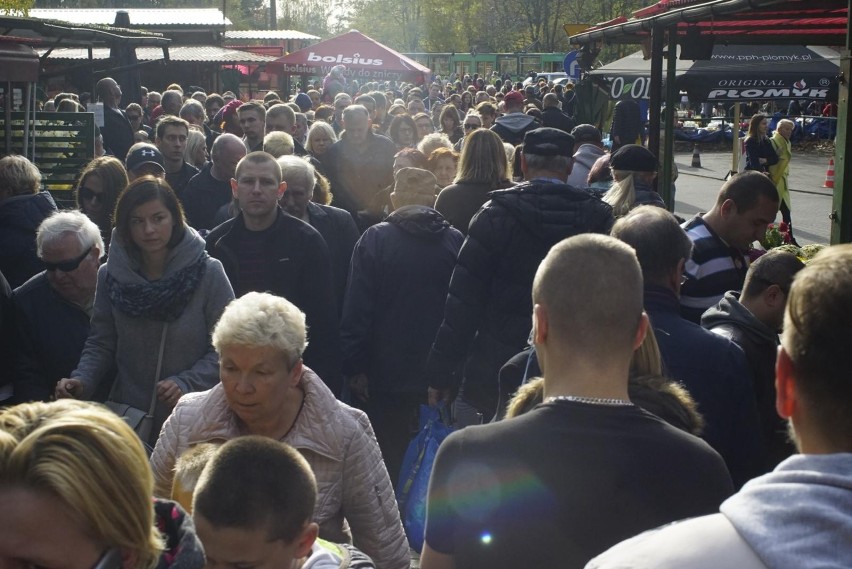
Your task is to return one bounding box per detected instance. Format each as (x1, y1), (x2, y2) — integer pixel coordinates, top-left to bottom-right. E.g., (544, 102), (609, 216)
(494, 112), (538, 133)
(572, 144), (607, 173)
(721, 453), (852, 569)
(701, 291), (778, 346)
(106, 225), (207, 283)
(154, 499), (205, 569)
(387, 205), (452, 239)
(0, 191), (57, 232)
(489, 182), (613, 241)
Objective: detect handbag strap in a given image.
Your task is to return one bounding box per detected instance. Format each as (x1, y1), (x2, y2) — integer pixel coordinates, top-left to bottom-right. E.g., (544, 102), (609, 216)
(147, 322), (169, 416)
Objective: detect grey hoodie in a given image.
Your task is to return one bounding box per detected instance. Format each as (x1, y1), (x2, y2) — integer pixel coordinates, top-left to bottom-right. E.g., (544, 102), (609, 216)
(567, 144), (607, 189)
(73, 227), (234, 443)
(701, 291), (778, 347)
(722, 453), (852, 569)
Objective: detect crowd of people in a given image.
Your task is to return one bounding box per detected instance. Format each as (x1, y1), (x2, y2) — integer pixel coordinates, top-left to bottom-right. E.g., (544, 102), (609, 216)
(0, 69), (848, 569)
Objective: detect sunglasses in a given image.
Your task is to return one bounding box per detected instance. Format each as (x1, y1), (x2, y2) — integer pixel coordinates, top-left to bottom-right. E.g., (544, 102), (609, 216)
(79, 187), (103, 202)
(464, 123), (480, 130)
(44, 246), (93, 273)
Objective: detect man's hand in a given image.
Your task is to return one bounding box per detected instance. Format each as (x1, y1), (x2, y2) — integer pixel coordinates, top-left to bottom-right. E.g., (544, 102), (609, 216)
(55, 378), (82, 399)
(157, 379), (184, 407)
(349, 373), (369, 403)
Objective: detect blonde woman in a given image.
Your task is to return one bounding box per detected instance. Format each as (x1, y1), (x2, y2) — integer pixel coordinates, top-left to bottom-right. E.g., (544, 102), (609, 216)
(183, 128), (208, 169)
(0, 399), (204, 567)
(603, 144), (665, 217)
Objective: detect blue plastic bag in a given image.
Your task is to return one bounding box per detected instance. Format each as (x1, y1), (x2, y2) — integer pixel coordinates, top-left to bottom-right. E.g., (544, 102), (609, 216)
(396, 404), (453, 552)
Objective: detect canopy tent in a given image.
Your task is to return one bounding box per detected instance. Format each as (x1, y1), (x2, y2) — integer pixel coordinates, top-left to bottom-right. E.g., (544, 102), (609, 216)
(268, 30), (430, 84)
(591, 44), (840, 101)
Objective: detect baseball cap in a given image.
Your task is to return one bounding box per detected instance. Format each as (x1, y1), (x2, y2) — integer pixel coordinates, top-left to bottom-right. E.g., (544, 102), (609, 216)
(523, 127), (574, 157)
(571, 124), (602, 145)
(609, 144), (658, 172)
(125, 145), (165, 173)
(503, 91), (525, 105)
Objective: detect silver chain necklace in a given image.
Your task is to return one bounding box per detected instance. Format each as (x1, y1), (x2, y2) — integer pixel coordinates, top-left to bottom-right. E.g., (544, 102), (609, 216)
(546, 395), (634, 407)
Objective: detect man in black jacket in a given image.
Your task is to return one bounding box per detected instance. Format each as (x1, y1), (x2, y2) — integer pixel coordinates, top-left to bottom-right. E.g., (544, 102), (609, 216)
(425, 128), (614, 423)
(541, 93), (575, 133)
(96, 77), (134, 162)
(342, 167), (463, 481)
(206, 152), (342, 394)
(277, 156), (359, 312)
(701, 249), (804, 469)
(12, 211), (106, 403)
(183, 133), (246, 231)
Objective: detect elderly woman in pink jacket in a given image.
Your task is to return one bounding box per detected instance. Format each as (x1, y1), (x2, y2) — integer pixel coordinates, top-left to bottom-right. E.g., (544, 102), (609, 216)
(150, 292), (410, 569)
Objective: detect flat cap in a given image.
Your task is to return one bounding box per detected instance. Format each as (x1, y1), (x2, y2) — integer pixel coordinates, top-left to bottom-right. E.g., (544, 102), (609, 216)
(610, 144), (658, 172)
(523, 127), (575, 157)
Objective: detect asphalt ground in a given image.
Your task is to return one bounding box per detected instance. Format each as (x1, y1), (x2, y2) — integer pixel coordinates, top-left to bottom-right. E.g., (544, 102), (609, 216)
(671, 146), (834, 245)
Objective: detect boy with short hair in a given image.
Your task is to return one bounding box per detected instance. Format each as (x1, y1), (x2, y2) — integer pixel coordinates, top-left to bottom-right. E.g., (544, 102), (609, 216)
(192, 436), (374, 569)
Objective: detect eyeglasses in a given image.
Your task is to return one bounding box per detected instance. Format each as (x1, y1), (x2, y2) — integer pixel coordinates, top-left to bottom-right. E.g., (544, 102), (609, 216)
(464, 123), (480, 130)
(44, 246), (93, 273)
(79, 187), (103, 203)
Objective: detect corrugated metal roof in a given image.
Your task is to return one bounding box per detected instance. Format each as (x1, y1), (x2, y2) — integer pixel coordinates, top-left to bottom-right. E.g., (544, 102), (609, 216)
(28, 9), (231, 27)
(225, 30), (320, 40)
(40, 45), (275, 63)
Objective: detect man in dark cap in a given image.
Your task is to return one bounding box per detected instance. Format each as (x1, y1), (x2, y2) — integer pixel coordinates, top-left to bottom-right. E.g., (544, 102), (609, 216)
(567, 124), (607, 189)
(425, 128), (614, 424)
(125, 143), (166, 181)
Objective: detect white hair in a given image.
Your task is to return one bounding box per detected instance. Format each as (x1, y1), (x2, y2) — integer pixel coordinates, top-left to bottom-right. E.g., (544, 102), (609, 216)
(277, 155), (316, 197)
(37, 210), (104, 258)
(417, 133), (452, 159)
(212, 292), (307, 366)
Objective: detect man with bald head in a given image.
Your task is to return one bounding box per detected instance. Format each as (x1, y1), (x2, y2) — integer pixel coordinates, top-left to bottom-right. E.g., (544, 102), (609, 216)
(322, 104), (396, 228)
(611, 205), (764, 487)
(96, 77), (134, 162)
(420, 234), (733, 569)
(182, 133), (247, 230)
(541, 92), (575, 133)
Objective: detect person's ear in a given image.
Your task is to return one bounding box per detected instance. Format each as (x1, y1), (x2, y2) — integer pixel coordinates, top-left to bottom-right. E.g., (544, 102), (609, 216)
(672, 257), (687, 292)
(230, 177), (238, 198)
(121, 550), (139, 569)
(532, 304), (548, 346)
(289, 359), (304, 386)
(776, 346), (797, 419)
(565, 157), (574, 176)
(390, 191), (400, 210)
(293, 522), (319, 559)
(633, 312), (649, 351)
(720, 198), (737, 218)
(764, 284), (784, 309)
(277, 180), (287, 199)
(520, 152), (529, 175)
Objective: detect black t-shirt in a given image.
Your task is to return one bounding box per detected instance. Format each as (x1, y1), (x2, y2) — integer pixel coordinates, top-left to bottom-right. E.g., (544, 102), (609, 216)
(166, 162), (200, 199)
(424, 400), (734, 569)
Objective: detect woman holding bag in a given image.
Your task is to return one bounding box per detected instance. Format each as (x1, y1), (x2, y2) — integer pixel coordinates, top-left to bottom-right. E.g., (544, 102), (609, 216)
(57, 176), (234, 447)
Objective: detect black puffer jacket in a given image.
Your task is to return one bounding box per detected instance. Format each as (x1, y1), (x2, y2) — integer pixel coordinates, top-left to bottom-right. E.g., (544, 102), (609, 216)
(425, 182), (614, 417)
(0, 191), (57, 289)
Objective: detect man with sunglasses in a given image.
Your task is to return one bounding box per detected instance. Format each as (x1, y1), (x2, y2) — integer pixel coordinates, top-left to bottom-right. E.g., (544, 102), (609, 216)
(11, 211), (104, 404)
(702, 249), (805, 470)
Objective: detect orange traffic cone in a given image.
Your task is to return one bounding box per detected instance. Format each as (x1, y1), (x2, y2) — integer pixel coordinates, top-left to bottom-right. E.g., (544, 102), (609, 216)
(823, 158), (835, 188)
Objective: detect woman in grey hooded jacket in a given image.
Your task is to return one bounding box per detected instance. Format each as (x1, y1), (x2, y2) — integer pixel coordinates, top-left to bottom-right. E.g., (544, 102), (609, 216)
(57, 176), (234, 446)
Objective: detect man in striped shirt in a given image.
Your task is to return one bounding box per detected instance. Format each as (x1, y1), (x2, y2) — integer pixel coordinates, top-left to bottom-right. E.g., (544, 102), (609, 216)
(680, 171), (779, 323)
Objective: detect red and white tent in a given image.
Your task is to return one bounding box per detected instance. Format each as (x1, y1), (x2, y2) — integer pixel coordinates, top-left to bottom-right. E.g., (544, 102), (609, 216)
(269, 30), (430, 84)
